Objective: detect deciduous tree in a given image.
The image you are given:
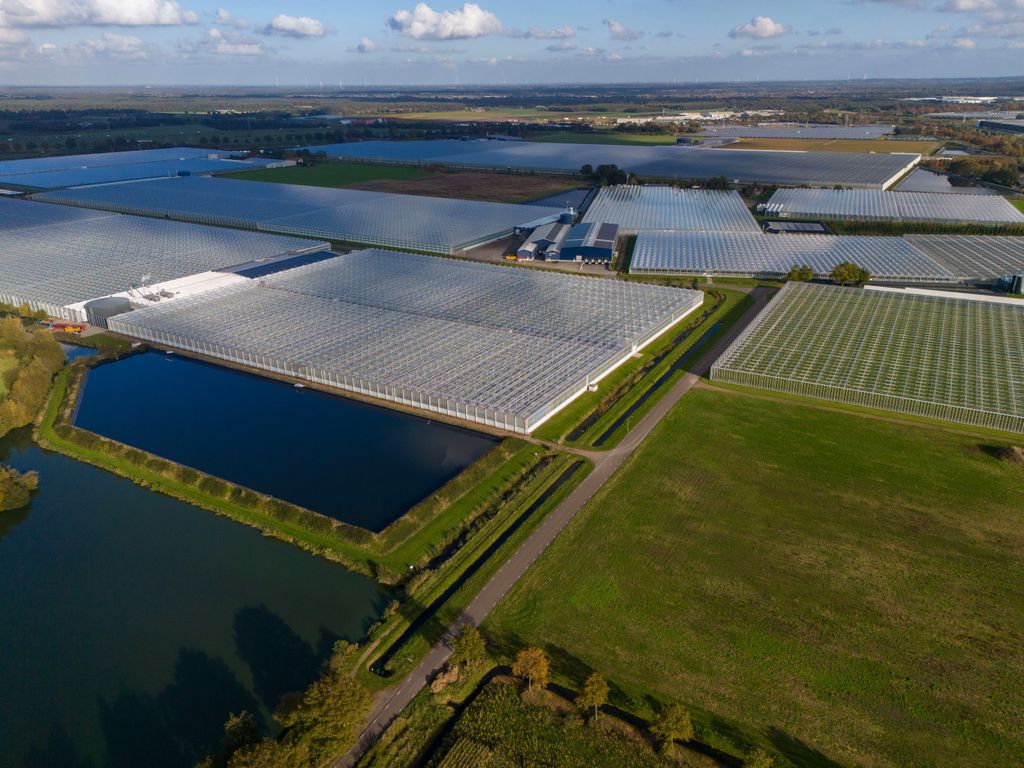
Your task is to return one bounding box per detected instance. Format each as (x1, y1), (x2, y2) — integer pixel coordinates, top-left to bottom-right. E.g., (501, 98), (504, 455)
(650, 702), (694, 753)
(450, 625), (487, 669)
(576, 673), (609, 719)
(512, 647), (549, 691)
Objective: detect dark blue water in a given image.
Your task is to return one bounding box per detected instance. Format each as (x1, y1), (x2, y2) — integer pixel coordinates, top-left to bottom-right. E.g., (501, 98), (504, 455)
(0, 428), (388, 768)
(73, 352), (498, 531)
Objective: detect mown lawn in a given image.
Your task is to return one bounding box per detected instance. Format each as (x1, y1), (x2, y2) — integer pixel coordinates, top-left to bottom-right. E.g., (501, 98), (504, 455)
(486, 388), (1024, 768)
(1012, 198), (1024, 213)
(223, 161), (430, 187)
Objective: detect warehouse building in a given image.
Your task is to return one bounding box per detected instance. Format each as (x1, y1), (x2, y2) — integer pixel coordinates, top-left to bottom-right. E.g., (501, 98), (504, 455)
(517, 220), (570, 260)
(558, 222), (620, 263)
(108, 249), (704, 434)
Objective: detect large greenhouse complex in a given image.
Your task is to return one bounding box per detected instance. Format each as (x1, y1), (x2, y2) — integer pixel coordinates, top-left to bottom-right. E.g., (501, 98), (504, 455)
(581, 186), (760, 233)
(762, 188), (1024, 225)
(108, 249), (704, 433)
(627, 231), (958, 282)
(0, 146), (284, 190)
(37, 176), (563, 254)
(302, 139), (919, 188)
(0, 197), (329, 321)
(711, 282), (1024, 433)
(903, 235), (1024, 283)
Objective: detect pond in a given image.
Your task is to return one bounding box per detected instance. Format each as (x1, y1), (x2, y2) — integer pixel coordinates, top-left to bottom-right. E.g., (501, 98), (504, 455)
(0, 427), (389, 768)
(59, 342), (101, 362)
(73, 352), (499, 531)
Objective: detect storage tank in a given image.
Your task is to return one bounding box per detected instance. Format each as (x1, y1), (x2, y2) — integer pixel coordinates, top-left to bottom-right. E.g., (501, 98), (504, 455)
(84, 296), (133, 329)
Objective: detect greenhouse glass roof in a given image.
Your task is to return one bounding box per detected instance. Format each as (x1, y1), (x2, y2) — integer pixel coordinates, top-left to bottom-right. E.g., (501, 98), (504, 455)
(108, 249), (704, 433)
(763, 188), (1024, 225)
(711, 282), (1024, 433)
(628, 231), (957, 283)
(582, 186), (760, 233)
(38, 176), (563, 254)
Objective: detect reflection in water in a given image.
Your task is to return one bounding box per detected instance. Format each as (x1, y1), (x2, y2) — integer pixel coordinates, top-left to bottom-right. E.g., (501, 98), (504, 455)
(74, 352), (498, 531)
(0, 431), (388, 768)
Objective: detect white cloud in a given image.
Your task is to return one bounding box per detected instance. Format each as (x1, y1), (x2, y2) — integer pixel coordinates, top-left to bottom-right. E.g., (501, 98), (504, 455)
(522, 25), (574, 39)
(387, 3), (501, 40)
(951, 36), (977, 47)
(545, 40), (575, 51)
(205, 26), (262, 54)
(0, 0), (198, 28)
(37, 30), (153, 60)
(939, 0), (997, 10)
(213, 8), (248, 29)
(605, 51), (622, 61)
(729, 16), (787, 40)
(264, 14), (324, 38)
(0, 27), (28, 45)
(603, 18), (641, 41)
(356, 36), (376, 52)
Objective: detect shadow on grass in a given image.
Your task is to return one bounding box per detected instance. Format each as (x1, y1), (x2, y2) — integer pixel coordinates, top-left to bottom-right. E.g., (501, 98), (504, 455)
(767, 726), (845, 768)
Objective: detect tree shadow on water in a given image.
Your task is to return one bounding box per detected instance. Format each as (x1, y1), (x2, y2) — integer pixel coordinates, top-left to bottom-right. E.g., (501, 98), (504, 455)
(232, 604), (321, 711)
(767, 726), (845, 768)
(98, 647), (262, 768)
(19, 723), (96, 768)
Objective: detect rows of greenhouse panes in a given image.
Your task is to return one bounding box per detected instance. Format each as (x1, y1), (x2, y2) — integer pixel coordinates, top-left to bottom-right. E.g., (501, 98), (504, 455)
(904, 235), (1024, 282)
(108, 249), (704, 433)
(0, 197), (327, 320)
(627, 231), (958, 282)
(697, 124), (894, 139)
(711, 282), (1024, 433)
(300, 140), (920, 188)
(762, 188), (1024, 225)
(37, 176), (563, 254)
(581, 186), (760, 233)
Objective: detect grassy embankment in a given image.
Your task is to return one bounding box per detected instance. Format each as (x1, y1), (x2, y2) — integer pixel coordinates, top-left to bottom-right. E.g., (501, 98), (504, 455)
(533, 288), (754, 448)
(35, 361), (568, 586)
(723, 137), (941, 154)
(486, 387), (1024, 768)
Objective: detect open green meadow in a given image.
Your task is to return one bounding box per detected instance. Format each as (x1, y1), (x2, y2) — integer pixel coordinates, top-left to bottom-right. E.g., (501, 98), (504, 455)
(1012, 198), (1024, 214)
(486, 387), (1024, 767)
(222, 161), (429, 187)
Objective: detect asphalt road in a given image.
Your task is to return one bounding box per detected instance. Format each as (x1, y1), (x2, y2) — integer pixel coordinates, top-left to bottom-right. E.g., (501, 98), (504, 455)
(335, 285), (773, 768)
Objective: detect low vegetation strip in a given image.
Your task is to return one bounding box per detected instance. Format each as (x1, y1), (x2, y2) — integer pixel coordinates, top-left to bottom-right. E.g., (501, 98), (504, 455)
(486, 388), (1024, 767)
(36, 362), (550, 586)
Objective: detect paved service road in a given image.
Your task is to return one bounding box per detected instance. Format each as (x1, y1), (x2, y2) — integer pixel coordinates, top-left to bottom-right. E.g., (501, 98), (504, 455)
(335, 286), (773, 768)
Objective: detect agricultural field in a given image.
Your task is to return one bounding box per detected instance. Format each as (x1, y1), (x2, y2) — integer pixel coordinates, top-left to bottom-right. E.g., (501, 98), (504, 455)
(225, 161), (581, 203)
(722, 137), (941, 154)
(368, 108), (630, 123)
(486, 387), (1024, 767)
(424, 680), (674, 768)
(1013, 198), (1024, 213)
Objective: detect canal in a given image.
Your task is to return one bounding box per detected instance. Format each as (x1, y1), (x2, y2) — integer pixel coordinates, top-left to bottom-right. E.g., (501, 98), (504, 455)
(0, 427), (389, 768)
(74, 351), (499, 531)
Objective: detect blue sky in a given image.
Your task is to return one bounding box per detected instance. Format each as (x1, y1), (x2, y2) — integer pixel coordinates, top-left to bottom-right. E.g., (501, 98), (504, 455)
(0, 0), (1022, 85)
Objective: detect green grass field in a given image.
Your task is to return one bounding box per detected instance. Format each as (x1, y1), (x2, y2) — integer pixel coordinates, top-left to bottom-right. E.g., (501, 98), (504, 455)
(223, 161), (429, 187)
(526, 131), (679, 146)
(486, 387), (1024, 768)
(1012, 198), (1024, 213)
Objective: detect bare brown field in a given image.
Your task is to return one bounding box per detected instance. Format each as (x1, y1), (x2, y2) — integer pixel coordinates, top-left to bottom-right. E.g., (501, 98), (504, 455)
(725, 137), (941, 154)
(348, 171), (583, 203)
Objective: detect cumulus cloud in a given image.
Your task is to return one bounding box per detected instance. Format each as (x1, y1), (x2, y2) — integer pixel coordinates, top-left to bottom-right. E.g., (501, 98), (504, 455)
(951, 35), (977, 47)
(729, 16), (787, 39)
(545, 40), (575, 51)
(0, 26), (28, 45)
(37, 31), (153, 59)
(522, 25), (574, 39)
(0, 0), (198, 28)
(387, 3), (501, 40)
(603, 18), (641, 41)
(939, 0), (997, 10)
(263, 14), (325, 38)
(202, 26), (260, 54)
(355, 36), (377, 52)
(213, 8), (248, 29)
